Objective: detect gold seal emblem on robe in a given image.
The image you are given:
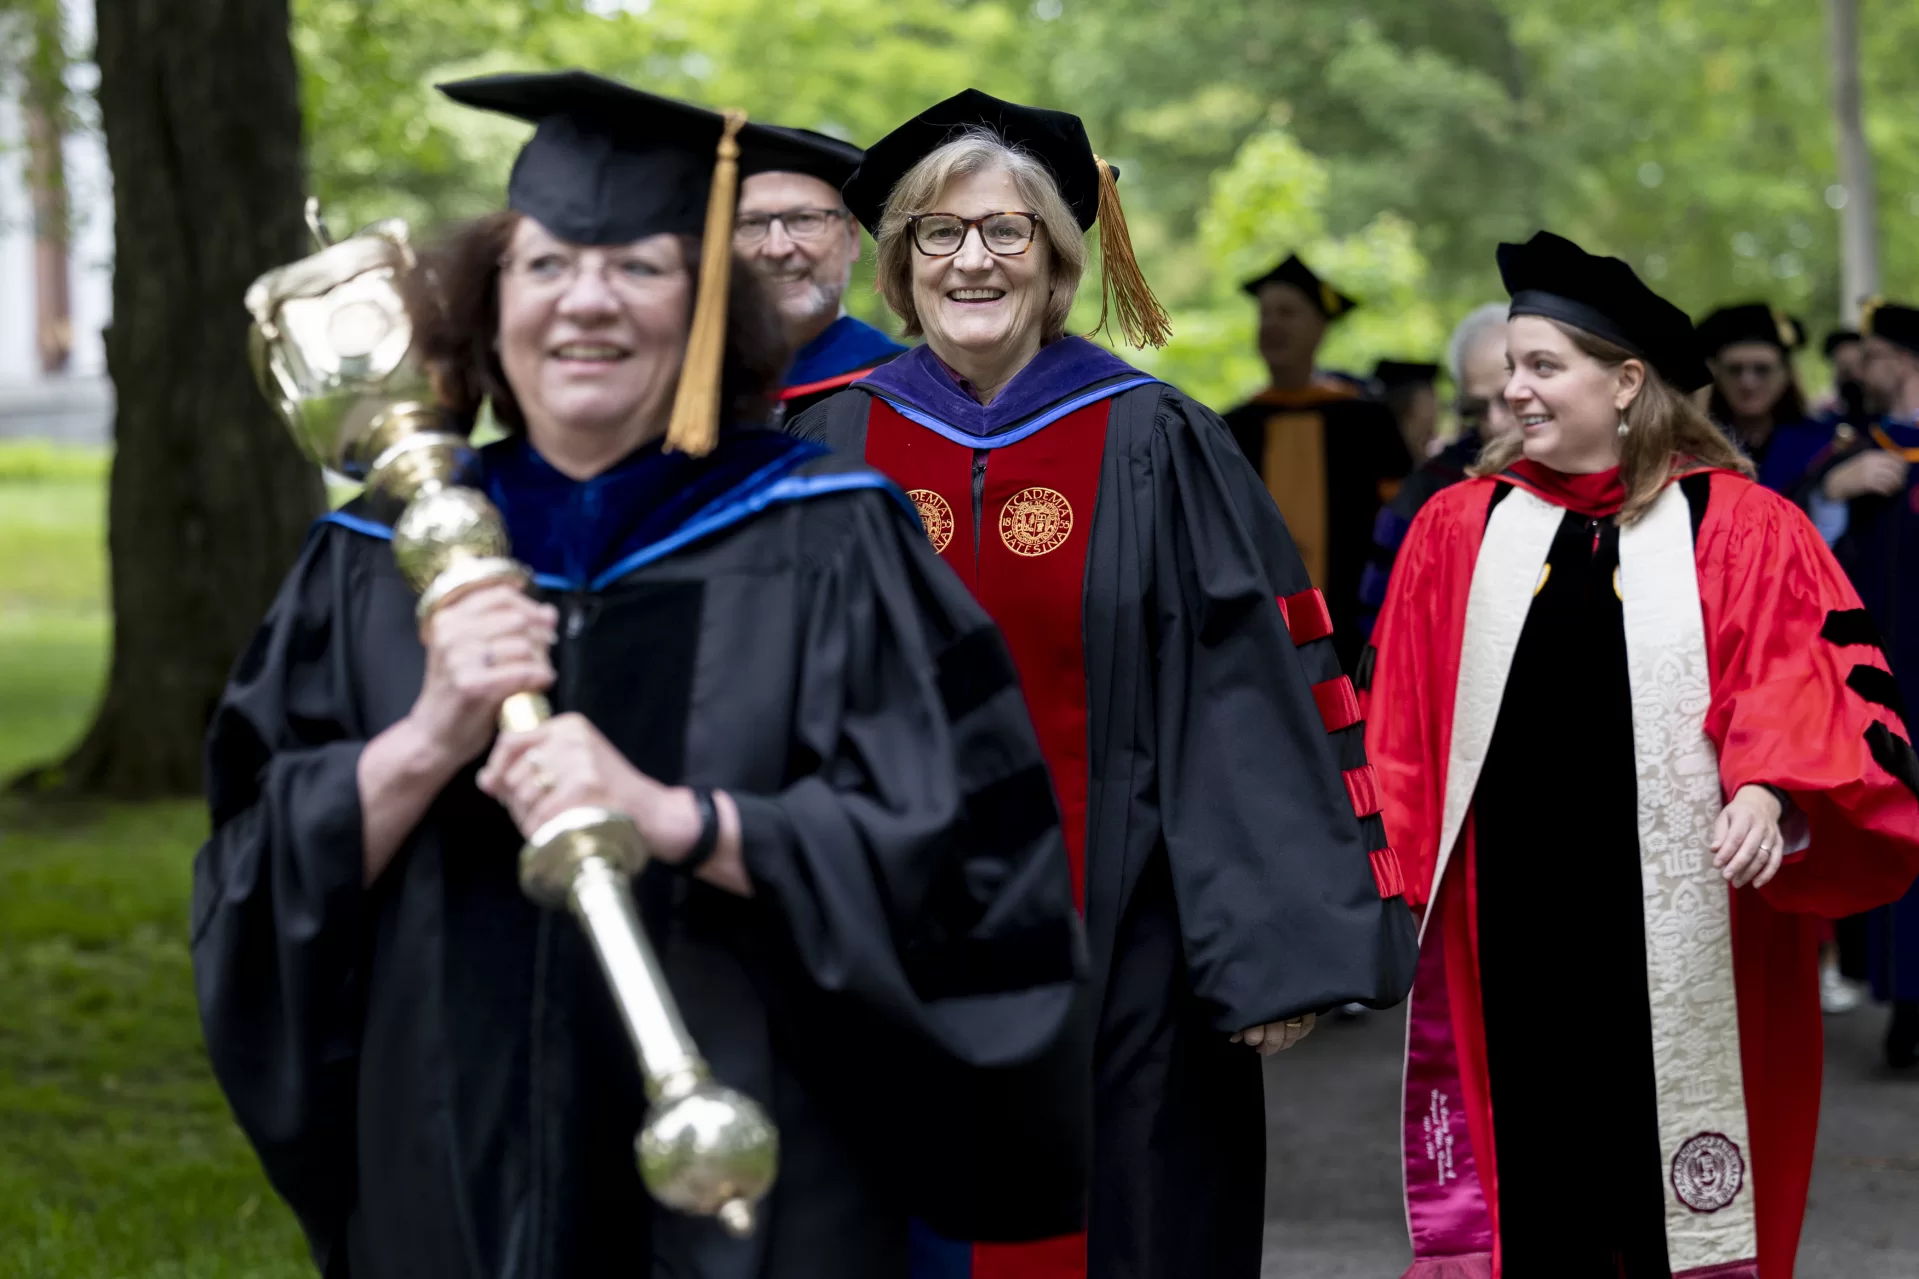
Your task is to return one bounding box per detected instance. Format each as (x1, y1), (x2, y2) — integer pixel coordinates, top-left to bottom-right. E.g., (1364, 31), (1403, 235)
(907, 488), (955, 553)
(998, 486), (1074, 556)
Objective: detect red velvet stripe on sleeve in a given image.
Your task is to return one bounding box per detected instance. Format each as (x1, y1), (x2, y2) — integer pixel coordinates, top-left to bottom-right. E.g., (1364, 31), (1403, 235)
(1276, 589), (1335, 647)
(1343, 764), (1382, 818)
(1368, 847), (1406, 899)
(1312, 676), (1362, 733)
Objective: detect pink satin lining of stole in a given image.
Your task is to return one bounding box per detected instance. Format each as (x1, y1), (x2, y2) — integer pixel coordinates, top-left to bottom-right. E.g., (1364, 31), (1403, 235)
(1674, 1265), (1761, 1279)
(1401, 926), (1493, 1279)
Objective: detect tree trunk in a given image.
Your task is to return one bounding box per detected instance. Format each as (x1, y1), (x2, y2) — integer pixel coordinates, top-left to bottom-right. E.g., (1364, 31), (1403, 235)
(18, 0), (324, 797)
(1826, 0), (1878, 325)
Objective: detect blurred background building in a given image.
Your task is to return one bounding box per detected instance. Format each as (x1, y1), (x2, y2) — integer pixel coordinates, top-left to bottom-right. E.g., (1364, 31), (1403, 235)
(0, 0), (110, 445)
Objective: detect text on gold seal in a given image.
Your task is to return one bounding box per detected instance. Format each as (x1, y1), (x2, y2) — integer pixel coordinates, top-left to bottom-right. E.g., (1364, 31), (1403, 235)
(999, 486), (1074, 556)
(907, 489), (955, 553)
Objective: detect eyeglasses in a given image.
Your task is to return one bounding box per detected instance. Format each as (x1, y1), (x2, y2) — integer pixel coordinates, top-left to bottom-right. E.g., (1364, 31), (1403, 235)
(733, 207), (852, 246)
(1720, 360), (1784, 381)
(906, 211), (1042, 258)
(499, 248), (685, 299)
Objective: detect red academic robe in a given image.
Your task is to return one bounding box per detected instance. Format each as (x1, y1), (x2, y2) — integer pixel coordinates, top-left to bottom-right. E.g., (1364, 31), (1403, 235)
(1366, 465), (1919, 1279)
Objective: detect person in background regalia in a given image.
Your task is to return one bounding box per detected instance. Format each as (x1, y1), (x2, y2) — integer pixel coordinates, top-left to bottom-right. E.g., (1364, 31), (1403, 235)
(1816, 327), (1867, 416)
(735, 125), (908, 421)
(1354, 304), (1520, 648)
(1791, 301), (1919, 1068)
(1367, 231), (1919, 1279)
(788, 89), (1417, 1279)
(1694, 302), (1812, 485)
(1219, 254), (1413, 673)
(191, 70), (1086, 1279)
(1374, 358), (1442, 460)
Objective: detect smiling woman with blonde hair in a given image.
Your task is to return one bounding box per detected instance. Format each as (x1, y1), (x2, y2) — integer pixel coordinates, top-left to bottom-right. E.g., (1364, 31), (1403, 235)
(790, 89), (1416, 1279)
(1368, 231), (1919, 1279)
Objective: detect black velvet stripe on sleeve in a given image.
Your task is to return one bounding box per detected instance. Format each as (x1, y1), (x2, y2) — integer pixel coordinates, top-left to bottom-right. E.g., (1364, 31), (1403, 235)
(1822, 608), (1886, 652)
(1327, 721), (1369, 775)
(937, 624), (1021, 722)
(1866, 721), (1919, 802)
(1847, 664), (1909, 721)
(961, 762), (1061, 854)
(1354, 644), (1377, 694)
(1357, 812), (1389, 855)
(902, 910), (1081, 1001)
(1289, 631), (1344, 685)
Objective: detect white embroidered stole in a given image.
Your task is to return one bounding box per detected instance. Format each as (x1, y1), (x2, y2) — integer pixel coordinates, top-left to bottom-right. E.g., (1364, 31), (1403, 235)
(1618, 484), (1757, 1269)
(1431, 485), (1759, 1269)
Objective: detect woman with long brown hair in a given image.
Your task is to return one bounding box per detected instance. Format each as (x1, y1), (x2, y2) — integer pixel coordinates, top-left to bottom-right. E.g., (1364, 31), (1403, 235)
(1364, 231), (1919, 1278)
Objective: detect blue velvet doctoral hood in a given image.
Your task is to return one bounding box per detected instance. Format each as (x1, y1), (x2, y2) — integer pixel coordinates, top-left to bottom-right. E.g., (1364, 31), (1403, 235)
(480, 430), (835, 591)
(857, 337), (1156, 447)
(322, 428), (850, 594)
(784, 315), (908, 389)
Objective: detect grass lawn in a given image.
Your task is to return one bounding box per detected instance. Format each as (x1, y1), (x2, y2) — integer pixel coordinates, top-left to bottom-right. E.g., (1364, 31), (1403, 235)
(0, 442), (311, 1277)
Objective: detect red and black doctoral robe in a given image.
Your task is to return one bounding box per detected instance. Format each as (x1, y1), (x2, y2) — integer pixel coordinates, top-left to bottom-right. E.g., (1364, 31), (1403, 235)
(1365, 462), (1919, 1279)
(792, 338), (1417, 1279)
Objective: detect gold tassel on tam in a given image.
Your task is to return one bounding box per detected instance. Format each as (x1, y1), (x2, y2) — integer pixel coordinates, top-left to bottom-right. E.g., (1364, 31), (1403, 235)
(1088, 155), (1172, 350)
(665, 108), (749, 457)
(1861, 295), (1886, 338)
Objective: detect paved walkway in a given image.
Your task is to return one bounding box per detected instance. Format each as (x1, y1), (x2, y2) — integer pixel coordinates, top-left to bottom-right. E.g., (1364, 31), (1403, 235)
(1260, 1000), (1919, 1277)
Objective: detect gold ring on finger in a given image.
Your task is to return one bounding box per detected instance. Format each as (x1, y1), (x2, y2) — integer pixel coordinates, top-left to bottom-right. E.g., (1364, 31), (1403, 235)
(527, 752), (556, 795)
(1284, 1017), (1304, 1029)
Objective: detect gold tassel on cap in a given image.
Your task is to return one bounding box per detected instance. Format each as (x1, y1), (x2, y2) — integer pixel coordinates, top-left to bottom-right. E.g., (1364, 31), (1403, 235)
(665, 108), (748, 457)
(1088, 155), (1172, 350)
(1861, 294), (1886, 337)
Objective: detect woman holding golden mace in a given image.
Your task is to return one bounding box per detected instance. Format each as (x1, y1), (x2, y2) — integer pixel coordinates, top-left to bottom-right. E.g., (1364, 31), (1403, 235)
(194, 71), (1083, 1279)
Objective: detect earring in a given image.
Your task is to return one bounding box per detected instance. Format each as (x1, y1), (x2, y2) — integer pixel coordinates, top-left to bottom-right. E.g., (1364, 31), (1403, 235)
(1617, 414), (1630, 438)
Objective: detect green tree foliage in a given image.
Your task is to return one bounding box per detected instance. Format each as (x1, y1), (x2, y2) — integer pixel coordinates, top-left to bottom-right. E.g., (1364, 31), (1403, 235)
(15, 0), (1915, 406)
(1135, 124), (1446, 403)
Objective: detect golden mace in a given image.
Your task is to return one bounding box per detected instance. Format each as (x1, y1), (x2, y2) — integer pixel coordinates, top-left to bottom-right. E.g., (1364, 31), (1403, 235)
(243, 206), (777, 1237)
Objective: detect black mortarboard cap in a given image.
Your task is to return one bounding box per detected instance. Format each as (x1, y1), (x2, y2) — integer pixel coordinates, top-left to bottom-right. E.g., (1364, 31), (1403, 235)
(1374, 359), (1439, 389)
(1823, 328), (1863, 358)
(740, 125), (865, 193)
(1695, 303), (1805, 356)
(440, 69), (760, 456)
(842, 88), (1169, 348)
(1864, 301), (1919, 359)
(1498, 231), (1711, 393)
(1241, 254), (1358, 320)
(842, 89), (1103, 234)
(439, 70), (737, 246)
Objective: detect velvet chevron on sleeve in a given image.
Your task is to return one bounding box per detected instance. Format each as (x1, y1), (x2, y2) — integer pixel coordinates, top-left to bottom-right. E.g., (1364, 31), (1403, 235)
(1148, 392), (1416, 1029)
(1694, 475), (1919, 916)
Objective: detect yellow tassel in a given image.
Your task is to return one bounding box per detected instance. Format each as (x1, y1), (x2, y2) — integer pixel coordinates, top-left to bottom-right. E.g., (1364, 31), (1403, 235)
(665, 108), (748, 457)
(1861, 294), (1886, 338)
(1087, 155), (1172, 350)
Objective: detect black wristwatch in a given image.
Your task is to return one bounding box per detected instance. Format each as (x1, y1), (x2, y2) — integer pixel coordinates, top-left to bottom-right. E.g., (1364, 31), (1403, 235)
(678, 787), (720, 874)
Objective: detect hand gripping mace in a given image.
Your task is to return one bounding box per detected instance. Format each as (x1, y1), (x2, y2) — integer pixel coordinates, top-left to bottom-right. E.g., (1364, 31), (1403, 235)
(243, 209), (777, 1236)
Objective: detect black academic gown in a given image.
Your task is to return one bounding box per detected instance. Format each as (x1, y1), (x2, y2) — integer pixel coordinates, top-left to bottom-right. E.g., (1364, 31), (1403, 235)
(191, 434), (1085, 1279)
(792, 351), (1418, 1279)
(1472, 483), (1672, 1274)
(1220, 388), (1412, 673)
